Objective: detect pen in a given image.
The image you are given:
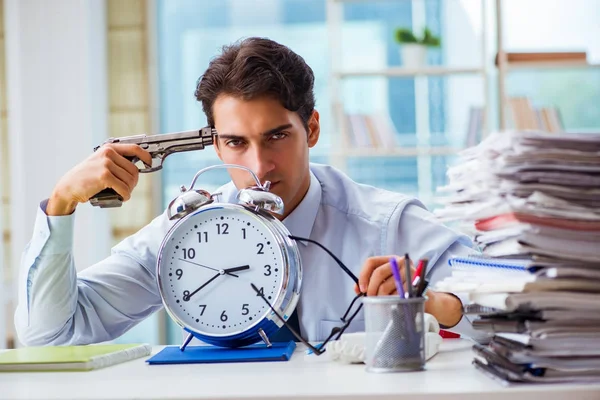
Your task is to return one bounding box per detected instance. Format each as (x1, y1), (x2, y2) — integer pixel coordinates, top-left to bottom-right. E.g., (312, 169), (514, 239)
(418, 279), (429, 298)
(404, 253), (412, 298)
(416, 259), (428, 297)
(389, 257), (405, 298)
(411, 259), (424, 288)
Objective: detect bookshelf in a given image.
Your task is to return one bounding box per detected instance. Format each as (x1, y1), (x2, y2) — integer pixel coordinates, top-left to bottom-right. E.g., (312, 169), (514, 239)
(505, 61), (600, 71)
(326, 0), (490, 202)
(328, 0), (600, 198)
(334, 66), (484, 78)
(494, 0), (600, 130)
(343, 146), (461, 158)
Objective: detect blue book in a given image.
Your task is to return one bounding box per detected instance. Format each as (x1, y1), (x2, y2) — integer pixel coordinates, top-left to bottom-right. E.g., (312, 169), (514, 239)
(146, 341), (296, 365)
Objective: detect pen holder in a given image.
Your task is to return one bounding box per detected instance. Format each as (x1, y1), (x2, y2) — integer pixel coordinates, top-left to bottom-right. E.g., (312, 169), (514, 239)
(363, 296), (426, 373)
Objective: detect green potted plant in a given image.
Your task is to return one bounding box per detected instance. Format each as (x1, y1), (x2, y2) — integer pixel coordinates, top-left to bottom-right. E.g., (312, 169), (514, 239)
(394, 27), (441, 68)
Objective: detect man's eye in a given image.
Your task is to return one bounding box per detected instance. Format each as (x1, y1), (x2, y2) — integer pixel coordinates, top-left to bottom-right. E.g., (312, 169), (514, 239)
(226, 140), (244, 147)
(271, 132), (288, 140)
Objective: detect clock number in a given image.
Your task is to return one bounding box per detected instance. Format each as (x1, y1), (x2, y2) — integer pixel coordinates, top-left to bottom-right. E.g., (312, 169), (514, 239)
(216, 223), (229, 235)
(255, 287), (265, 297)
(183, 290), (190, 301)
(256, 243), (264, 255)
(220, 310), (228, 322)
(242, 228), (246, 239)
(241, 304), (249, 315)
(182, 248), (196, 259)
(175, 269), (183, 279)
(197, 232), (208, 243)
(263, 264), (272, 276)
(199, 304), (206, 316)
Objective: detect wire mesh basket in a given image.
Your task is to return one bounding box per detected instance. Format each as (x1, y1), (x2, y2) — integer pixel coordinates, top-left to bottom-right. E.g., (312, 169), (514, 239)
(363, 296), (426, 373)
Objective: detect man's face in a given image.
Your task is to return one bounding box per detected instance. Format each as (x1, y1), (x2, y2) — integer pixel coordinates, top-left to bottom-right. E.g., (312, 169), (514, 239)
(212, 95), (320, 218)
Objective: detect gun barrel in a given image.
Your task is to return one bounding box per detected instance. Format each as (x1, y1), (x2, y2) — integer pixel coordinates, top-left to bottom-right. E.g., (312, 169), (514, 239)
(98, 126), (216, 149)
(144, 127), (216, 145)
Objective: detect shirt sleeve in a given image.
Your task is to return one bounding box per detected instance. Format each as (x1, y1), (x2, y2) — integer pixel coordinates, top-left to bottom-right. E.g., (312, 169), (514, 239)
(385, 199), (492, 343)
(14, 200), (168, 346)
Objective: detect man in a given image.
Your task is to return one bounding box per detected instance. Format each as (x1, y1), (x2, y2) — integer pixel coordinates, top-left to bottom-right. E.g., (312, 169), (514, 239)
(15, 37), (482, 347)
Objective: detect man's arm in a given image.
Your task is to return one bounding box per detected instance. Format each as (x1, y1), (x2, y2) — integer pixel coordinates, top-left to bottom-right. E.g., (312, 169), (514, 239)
(357, 255), (464, 327)
(357, 199), (491, 341)
(423, 291), (462, 328)
(397, 202), (492, 340)
(14, 201), (167, 346)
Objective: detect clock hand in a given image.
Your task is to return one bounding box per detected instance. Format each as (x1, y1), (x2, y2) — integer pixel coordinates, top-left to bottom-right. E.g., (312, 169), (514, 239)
(182, 265), (250, 302)
(178, 258), (239, 277)
(183, 272), (221, 301)
(223, 265), (250, 274)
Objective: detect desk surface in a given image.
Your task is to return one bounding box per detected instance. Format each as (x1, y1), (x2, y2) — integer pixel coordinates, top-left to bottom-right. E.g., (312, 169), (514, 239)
(1, 340), (599, 400)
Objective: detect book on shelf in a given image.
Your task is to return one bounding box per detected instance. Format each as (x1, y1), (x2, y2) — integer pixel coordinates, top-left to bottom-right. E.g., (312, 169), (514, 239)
(507, 96), (563, 133)
(465, 106), (485, 147)
(344, 112), (397, 148)
(0, 343), (151, 372)
(495, 51), (587, 66)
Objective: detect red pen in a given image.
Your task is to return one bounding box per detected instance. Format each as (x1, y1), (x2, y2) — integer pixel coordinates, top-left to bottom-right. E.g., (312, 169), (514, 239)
(413, 258), (429, 297)
(412, 259), (424, 287)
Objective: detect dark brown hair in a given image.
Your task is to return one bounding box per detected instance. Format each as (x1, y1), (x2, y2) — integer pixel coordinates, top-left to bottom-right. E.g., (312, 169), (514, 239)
(195, 37), (316, 131)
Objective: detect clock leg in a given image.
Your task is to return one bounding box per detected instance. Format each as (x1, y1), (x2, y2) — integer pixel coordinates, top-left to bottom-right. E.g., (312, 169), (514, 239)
(180, 332), (194, 352)
(258, 328), (272, 348)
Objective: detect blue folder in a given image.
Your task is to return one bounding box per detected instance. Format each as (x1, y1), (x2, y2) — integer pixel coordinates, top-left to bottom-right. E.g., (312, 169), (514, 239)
(146, 341), (296, 365)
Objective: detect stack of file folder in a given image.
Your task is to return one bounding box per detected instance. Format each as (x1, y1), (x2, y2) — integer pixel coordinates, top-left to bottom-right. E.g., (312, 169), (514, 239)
(433, 130), (600, 384)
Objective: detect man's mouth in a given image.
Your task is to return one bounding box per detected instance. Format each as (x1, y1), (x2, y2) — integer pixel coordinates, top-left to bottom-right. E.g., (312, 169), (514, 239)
(266, 181), (280, 191)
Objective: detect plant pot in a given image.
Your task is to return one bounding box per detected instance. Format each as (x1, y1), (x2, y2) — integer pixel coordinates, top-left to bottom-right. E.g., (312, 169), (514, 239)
(400, 44), (427, 68)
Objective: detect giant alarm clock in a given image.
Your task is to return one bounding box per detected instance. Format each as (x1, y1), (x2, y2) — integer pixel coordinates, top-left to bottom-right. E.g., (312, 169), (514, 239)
(156, 164), (302, 350)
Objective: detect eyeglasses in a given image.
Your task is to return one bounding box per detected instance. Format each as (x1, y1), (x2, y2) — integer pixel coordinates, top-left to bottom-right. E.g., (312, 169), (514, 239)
(250, 234), (365, 355)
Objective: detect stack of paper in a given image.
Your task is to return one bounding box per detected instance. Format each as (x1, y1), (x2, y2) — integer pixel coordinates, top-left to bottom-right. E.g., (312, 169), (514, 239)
(432, 130), (600, 385)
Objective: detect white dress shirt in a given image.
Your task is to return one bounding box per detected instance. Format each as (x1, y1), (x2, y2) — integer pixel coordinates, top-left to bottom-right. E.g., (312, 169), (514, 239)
(14, 163), (486, 346)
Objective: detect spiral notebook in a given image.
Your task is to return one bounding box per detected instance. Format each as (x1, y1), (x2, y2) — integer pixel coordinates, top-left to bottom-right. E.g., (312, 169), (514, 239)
(448, 256), (530, 272)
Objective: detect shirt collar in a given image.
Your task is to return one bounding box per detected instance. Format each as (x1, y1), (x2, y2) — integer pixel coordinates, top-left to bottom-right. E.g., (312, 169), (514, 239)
(282, 171), (321, 246)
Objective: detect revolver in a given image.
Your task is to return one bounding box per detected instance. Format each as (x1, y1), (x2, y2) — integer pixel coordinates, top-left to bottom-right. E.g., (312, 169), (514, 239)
(90, 126), (217, 208)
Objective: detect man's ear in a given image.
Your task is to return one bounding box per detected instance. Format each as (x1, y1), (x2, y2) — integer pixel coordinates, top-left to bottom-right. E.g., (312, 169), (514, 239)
(213, 135), (224, 161)
(307, 110), (320, 148)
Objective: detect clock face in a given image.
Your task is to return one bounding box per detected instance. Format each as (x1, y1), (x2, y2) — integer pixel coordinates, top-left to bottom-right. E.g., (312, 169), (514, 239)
(158, 205), (285, 336)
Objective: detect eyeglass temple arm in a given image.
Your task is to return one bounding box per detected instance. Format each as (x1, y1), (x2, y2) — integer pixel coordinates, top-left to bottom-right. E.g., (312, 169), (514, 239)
(341, 293), (364, 322)
(319, 301), (365, 351)
(250, 283), (326, 355)
(288, 235), (360, 286)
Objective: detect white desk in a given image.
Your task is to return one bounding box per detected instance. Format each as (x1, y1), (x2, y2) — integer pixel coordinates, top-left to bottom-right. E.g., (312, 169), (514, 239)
(1, 340), (599, 400)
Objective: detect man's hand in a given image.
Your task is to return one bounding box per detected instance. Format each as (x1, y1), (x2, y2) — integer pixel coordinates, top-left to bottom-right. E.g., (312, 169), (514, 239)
(355, 255), (463, 328)
(46, 144), (152, 216)
(354, 255), (415, 296)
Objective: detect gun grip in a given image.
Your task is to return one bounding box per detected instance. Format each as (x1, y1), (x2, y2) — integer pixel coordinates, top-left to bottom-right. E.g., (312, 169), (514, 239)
(88, 155), (138, 208)
(89, 188), (124, 208)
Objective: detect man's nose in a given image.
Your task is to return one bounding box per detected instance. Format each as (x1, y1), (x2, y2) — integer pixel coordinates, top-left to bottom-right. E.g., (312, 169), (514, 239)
(248, 146), (275, 182)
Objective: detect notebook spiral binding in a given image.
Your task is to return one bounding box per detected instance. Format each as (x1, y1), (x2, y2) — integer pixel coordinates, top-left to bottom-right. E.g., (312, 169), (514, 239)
(449, 255), (529, 272)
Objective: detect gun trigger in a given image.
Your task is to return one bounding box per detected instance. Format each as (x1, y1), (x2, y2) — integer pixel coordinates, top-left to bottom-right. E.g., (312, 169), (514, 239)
(128, 156), (150, 170)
